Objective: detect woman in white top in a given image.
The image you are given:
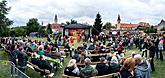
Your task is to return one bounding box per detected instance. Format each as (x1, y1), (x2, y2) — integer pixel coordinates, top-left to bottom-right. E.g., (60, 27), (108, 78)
(158, 38), (164, 61)
(64, 59), (80, 76)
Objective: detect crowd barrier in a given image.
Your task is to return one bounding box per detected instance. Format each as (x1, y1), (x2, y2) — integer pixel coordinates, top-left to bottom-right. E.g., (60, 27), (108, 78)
(0, 60), (30, 78)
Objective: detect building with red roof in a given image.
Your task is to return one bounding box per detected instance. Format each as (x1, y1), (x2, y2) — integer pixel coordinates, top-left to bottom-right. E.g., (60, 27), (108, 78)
(48, 14), (63, 33)
(116, 14), (149, 30)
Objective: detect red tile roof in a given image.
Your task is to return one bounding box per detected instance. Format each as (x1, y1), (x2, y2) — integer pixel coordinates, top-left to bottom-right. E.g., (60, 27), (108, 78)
(120, 23), (139, 28)
(51, 23), (63, 32)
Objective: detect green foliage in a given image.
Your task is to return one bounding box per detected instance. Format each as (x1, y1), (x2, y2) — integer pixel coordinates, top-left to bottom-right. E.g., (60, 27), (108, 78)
(103, 22), (112, 30)
(92, 13), (103, 35)
(26, 18), (40, 35)
(66, 19), (77, 25)
(10, 27), (26, 37)
(0, 0), (13, 37)
(46, 23), (53, 34)
(144, 26), (157, 33)
(38, 27), (47, 37)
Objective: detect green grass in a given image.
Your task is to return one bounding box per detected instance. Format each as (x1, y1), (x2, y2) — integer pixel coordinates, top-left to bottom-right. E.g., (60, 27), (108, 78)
(0, 50), (9, 60)
(29, 37), (47, 41)
(0, 61), (10, 78)
(0, 51), (11, 78)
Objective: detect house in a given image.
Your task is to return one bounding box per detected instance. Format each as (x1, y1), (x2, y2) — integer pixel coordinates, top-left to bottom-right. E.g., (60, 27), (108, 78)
(157, 19), (165, 31)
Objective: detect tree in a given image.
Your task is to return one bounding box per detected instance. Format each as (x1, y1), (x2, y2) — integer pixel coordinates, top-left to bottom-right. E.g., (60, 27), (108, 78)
(46, 23), (52, 34)
(0, 0), (13, 37)
(144, 26), (157, 33)
(10, 27), (26, 37)
(92, 13), (103, 35)
(66, 19), (77, 25)
(15, 27), (25, 36)
(26, 18), (40, 35)
(103, 22), (112, 30)
(38, 26), (47, 37)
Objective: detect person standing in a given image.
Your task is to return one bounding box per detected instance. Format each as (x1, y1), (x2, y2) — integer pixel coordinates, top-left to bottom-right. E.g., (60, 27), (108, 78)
(17, 47), (28, 78)
(154, 37), (159, 59)
(142, 38), (148, 58)
(158, 38), (164, 61)
(148, 40), (155, 71)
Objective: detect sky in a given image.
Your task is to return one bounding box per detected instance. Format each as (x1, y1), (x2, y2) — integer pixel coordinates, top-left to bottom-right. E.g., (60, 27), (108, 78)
(5, 0), (165, 26)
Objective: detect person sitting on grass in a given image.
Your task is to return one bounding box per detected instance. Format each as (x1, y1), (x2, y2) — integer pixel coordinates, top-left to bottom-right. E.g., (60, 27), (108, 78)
(80, 58), (98, 78)
(64, 59), (80, 76)
(95, 57), (109, 76)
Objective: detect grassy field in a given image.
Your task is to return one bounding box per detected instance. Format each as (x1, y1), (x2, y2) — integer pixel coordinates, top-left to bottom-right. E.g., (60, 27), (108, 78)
(0, 43), (165, 78)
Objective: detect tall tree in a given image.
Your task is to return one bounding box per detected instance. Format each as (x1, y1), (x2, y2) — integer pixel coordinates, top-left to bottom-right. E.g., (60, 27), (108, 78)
(0, 0), (13, 37)
(103, 22), (112, 30)
(46, 23), (52, 34)
(92, 13), (103, 35)
(26, 18), (40, 35)
(66, 19), (77, 25)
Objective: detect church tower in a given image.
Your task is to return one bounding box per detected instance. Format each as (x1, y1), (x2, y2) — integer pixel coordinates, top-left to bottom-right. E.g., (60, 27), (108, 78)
(117, 14), (121, 24)
(54, 14), (58, 23)
(117, 14), (121, 30)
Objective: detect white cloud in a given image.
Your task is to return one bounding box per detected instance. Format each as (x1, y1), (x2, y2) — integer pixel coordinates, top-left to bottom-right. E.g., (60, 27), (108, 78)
(6, 0), (165, 26)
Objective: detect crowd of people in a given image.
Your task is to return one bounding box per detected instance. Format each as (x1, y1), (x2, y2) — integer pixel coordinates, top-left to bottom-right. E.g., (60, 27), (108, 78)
(63, 33), (164, 78)
(0, 32), (164, 78)
(0, 37), (63, 77)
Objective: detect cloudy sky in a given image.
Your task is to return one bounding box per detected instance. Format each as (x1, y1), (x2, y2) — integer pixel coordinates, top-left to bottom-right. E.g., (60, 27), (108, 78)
(6, 0), (165, 26)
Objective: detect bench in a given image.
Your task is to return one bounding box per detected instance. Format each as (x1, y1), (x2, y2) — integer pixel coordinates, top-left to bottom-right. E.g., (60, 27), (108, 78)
(87, 53), (110, 57)
(27, 62), (54, 78)
(76, 62), (99, 68)
(62, 72), (120, 78)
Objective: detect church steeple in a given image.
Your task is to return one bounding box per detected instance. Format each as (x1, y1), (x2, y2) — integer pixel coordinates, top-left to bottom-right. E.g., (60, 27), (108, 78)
(54, 14), (58, 23)
(117, 14), (121, 24)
